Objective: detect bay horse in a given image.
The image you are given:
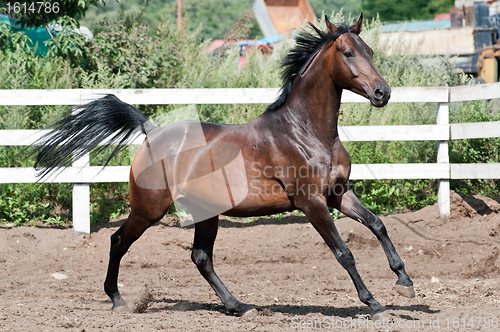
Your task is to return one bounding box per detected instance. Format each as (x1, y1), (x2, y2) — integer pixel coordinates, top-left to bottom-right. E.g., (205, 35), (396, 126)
(32, 14), (414, 322)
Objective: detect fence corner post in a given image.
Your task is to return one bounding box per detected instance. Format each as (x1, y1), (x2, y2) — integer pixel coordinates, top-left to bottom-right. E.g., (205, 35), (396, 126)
(437, 101), (450, 222)
(71, 106), (91, 237)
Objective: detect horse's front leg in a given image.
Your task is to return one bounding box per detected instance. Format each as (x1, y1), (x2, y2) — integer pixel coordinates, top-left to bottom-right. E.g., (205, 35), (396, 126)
(295, 194), (391, 322)
(329, 189), (415, 298)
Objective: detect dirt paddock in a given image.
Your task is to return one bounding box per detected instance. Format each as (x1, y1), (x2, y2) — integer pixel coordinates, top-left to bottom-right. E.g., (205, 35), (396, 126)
(1, 192), (500, 331)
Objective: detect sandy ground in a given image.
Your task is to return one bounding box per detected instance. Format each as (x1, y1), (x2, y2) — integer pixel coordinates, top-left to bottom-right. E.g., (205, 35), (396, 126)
(1, 191), (500, 332)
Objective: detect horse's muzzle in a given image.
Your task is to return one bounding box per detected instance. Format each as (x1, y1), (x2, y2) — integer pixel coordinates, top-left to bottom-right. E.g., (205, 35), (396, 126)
(370, 85), (391, 107)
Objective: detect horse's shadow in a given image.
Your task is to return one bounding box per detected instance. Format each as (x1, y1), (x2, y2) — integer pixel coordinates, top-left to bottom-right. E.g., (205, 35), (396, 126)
(147, 298), (439, 320)
(91, 214), (312, 232)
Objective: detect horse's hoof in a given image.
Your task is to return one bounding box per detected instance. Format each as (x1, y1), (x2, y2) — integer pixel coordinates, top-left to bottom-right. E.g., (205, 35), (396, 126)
(372, 311), (393, 323)
(112, 304), (130, 313)
(241, 308), (258, 317)
(394, 284), (415, 298)
(234, 302), (257, 317)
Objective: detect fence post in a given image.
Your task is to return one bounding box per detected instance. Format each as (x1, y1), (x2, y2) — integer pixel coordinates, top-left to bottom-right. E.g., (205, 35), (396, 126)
(72, 106), (91, 236)
(437, 101), (450, 222)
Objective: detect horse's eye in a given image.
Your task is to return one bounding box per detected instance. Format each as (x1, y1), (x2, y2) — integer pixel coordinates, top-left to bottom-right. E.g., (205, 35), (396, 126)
(343, 51), (354, 58)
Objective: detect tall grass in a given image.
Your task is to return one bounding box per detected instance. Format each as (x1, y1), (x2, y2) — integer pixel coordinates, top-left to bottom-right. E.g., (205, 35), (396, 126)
(0, 39), (77, 224)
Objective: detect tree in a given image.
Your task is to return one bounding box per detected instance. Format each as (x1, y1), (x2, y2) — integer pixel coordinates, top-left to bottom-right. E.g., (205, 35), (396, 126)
(154, 0), (260, 40)
(360, 0), (454, 22)
(308, 0), (362, 19)
(1, 0), (109, 28)
(79, 0), (262, 41)
(0, 1), (123, 68)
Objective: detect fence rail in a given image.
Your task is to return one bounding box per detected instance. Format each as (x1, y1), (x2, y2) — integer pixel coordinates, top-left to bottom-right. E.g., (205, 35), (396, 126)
(0, 86), (450, 106)
(1, 83), (500, 234)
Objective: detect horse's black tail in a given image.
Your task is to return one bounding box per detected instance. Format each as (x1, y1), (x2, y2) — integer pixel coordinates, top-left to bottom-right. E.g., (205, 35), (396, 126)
(31, 94), (156, 179)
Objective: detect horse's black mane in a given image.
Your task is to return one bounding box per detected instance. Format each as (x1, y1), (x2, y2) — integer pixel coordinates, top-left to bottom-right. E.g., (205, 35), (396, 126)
(266, 22), (353, 112)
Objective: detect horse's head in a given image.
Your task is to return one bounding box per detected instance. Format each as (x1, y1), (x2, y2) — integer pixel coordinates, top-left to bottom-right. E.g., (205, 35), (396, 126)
(325, 14), (390, 107)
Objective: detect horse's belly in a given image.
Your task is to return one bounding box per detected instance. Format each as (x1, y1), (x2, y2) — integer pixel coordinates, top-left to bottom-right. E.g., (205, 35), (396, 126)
(223, 180), (294, 217)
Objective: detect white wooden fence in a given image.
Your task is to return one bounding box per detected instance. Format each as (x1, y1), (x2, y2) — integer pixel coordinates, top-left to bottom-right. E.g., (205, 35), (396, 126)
(1, 83), (500, 234)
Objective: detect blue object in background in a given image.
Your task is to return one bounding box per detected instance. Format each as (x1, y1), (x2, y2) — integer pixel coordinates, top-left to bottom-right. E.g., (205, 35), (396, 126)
(380, 19), (452, 33)
(237, 35), (286, 47)
(0, 14), (51, 55)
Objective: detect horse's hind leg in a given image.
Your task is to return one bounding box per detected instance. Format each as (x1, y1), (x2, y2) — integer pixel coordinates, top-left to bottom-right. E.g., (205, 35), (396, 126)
(330, 189), (415, 298)
(103, 208), (159, 311)
(191, 216), (256, 316)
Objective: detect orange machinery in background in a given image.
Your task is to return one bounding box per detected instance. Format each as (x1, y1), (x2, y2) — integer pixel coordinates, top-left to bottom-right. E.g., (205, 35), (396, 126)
(252, 0), (318, 37)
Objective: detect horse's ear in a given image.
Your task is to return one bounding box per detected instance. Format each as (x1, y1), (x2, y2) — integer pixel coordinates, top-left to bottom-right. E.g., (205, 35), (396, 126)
(351, 13), (363, 34)
(325, 15), (338, 34)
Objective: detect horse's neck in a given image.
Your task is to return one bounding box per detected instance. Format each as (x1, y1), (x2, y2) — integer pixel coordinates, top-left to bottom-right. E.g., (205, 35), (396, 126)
(258, 44), (343, 146)
(278, 73), (342, 147)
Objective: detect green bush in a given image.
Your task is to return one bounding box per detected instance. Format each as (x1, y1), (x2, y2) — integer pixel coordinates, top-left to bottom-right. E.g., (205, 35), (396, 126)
(0, 183), (71, 225)
(449, 99), (500, 195)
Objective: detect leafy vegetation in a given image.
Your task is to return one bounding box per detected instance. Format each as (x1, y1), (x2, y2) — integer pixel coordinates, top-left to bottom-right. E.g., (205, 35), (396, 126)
(309, 0), (362, 19)
(0, 8), (498, 225)
(75, 0), (456, 40)
(78, 0), (263, 40)
(360, 0), (455, 22)
(0, 0), (106, 27)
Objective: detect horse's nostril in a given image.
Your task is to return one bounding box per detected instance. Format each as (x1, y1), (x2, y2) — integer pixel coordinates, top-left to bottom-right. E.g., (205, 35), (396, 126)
(374, 88), (384, 100)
